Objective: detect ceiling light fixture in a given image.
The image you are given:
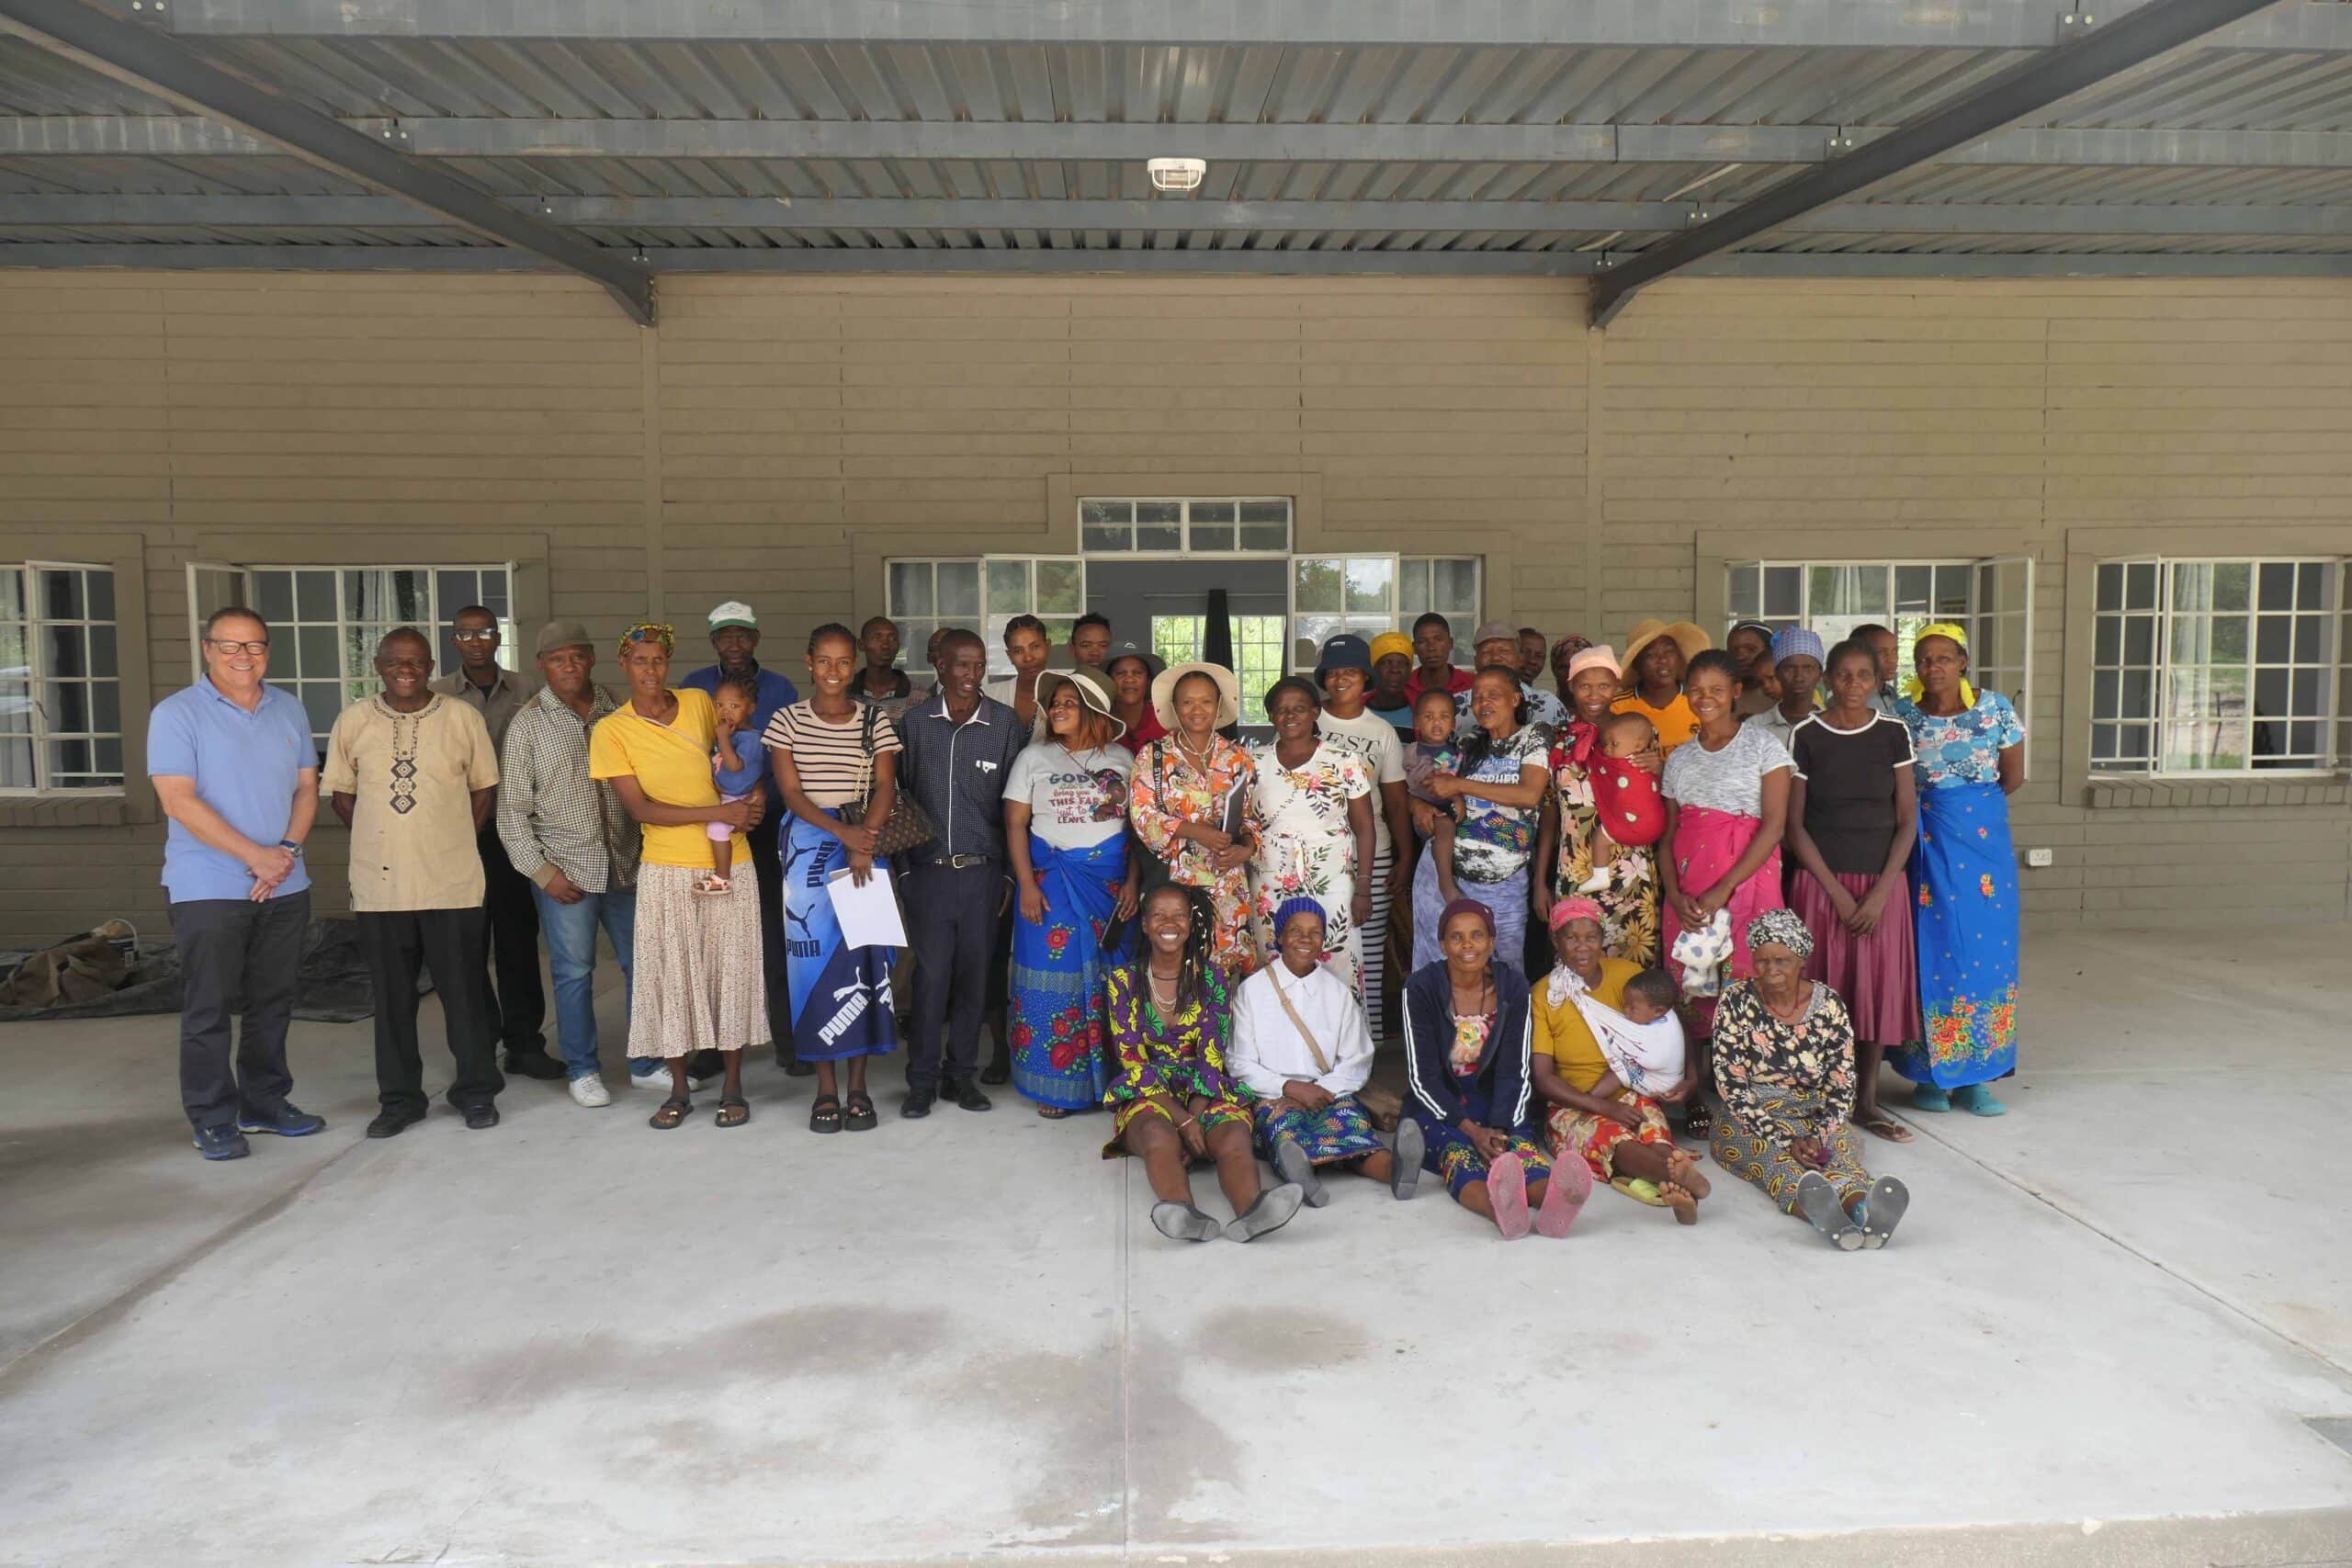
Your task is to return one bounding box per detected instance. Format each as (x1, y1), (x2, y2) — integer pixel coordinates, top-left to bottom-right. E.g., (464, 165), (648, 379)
(1148, 157), (1206, 193)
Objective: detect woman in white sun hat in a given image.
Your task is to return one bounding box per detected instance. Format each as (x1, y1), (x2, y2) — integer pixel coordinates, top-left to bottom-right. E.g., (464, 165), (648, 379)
(1127, 661), (1258, 976)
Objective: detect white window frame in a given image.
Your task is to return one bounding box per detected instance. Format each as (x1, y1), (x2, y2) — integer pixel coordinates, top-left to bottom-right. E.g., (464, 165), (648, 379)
(884, 555), (1088, 676)
(1724, 556), (2034, 711)
(1078, 496), (1294, 557)
(0, 559), (124, 795)
(1399, 556), (1484, 668)
(187, 562), (518, 764)
(2090, 555), (2343, 779)
(1149, 611), (1290, 727)
(1289, 553), (1402, 674)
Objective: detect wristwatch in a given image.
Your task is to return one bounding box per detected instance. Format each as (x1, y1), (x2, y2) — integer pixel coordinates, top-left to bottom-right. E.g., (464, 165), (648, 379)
(278, 839), (303, 857)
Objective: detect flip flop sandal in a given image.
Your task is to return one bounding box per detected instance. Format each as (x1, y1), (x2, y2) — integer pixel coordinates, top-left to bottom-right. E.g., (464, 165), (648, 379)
(1036, 1105), (1071, 1120)
(1794, 1170), (1864, 1251)
(808, 1095), (842, 1135)
(1485, 1152), (1532, 1241)
(1535, 1156), (1592, 1239)
(715, 1095), (750, 1129)
(1225, 1181), (1306, 1243)
(1389, 1119), (1425, 1201)
(1272, 1136), (1328, 1209)
(842, 1092), (878, 1133)
(1858, 1111), (1916, 1143)
(1611, 1175), (1671, 1207)
(1860, 1176), (1910, 1249)
(649, 1095), (694, 1131)
(1149, 1201), (1222, 1243)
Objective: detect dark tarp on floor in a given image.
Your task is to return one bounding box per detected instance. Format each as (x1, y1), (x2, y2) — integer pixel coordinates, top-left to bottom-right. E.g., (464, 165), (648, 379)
(0, 918), (392, 1025)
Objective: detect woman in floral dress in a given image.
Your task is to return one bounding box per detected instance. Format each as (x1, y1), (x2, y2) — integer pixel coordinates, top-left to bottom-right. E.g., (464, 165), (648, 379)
(1535, 644), (1662, 964)
(1127, 662), (1259, 975)
(1247, 677), (1375, 990)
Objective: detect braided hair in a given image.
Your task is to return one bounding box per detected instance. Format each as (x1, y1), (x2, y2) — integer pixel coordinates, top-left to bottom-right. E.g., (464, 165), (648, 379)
(1457, 661), (1532, 773)
(1139, 882), (1219, 1018)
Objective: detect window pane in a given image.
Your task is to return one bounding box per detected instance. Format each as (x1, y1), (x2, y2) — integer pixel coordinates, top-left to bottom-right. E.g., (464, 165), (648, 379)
(937, 561), (981, 618)
(36, 570), (84, 621)
(1343, 558), (1394, 614)
(1396, 558), (1429, 613)
(2256, 616), (2290, 664)
(1933, 565), (1972, 619)
(1762, 566), (1801, 620)
(2123, 615), (2154, 666)
(91, 737), (122, 777)
(2173, 562), (2213, 615)
(2094, 670), (2118, 717)
(1894, 564), (1931, 613)
(2096, 563), (2123, 613)
(1727, 566), (1760, 621)
(1433, 558), (1478, 614)
(1034, 559), (1083, 615)
(2258, 562), (2296, 611)
(0, 568), (25, 621)
(2293, 615), (2326, 663)
(1293, 613), (1343, 664)
(2120, 670), (2151, 719)
(2298, 561), (2332, 609)
(1238, 501), (1287, 526)
(2290, 667), (2322, 716)
(1136, 502), (1181, 552)
(1191, 521), (1236, 552)
(87, 622), (117, 678)
(435, 570), (476, 621)
(91, 679), (119, 735)
(1294, 558), (1342, 614)
(2212, 560), (2250, 612)
(1152, 615), (1204, 666)
(46, 739), (89, 777)
(2211, 615), (2247, 663)
(297, 624), (337, 679)
(1190, 502), (1236, 525)
(1082, 516), (1131, 552)
(2125, 561), (2156, 610)
(2094, 615), (2120, 666)
(251, 570), (290, 624)
(1238, 521), (1287, 552)
(888, 560), (933, 617)
(44, 625), (85, 678)
(987, 559), (1030, 613)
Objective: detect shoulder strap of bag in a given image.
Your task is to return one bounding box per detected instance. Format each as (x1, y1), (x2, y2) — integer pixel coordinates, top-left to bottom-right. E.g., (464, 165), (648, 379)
(1268, 968), (1333, 1076)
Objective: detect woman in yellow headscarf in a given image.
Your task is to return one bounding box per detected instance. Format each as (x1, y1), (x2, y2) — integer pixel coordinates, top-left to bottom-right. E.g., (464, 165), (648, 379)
(1893, 623), (2025, 1118)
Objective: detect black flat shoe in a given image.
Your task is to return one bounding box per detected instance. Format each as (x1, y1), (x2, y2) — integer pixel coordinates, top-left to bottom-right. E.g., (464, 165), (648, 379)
(1227, 1182), (1306, 1243)
(461, 1103), (501, 1131)
(1149, 1201), (1222, 1243)
(898, 1087), (935, 1121)
(502, 1051), (566, 1081)
(978, 1055), (1011, 1086)
(366, 1109), (424, 1140)
(951, 1079), (992, 1112)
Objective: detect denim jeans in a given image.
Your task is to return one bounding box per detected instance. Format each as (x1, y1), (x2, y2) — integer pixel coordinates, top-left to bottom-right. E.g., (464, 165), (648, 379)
(529, 883), (637, 1080)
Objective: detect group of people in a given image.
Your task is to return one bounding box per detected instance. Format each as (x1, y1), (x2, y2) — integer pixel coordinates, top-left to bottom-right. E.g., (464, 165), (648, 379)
(152, 594), (2026, 1252)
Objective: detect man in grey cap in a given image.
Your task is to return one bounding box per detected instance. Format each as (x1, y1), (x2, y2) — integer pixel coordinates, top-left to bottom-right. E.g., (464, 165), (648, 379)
(497, 620), (643, 1107)
(679, 602), (804, 1075)
(1454, 618), (1570, 735)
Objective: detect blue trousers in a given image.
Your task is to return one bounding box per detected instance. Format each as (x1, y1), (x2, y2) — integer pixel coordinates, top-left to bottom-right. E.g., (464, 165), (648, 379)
(530, 883), (637, 1080)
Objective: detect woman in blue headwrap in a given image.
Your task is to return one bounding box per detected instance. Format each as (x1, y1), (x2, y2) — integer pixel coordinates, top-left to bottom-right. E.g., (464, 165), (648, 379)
(1228, 897), (1420, 1209)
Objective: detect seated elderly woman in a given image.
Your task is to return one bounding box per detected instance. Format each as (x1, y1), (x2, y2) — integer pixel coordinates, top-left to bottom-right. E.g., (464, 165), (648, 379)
(1531, 897), (1711, 1224)
(1230, 897), (1421, 1207)
(1102, 884), (1306, 1245)
(1709, 909), (1912, 1250)
(1401, 898), (1593, 1240)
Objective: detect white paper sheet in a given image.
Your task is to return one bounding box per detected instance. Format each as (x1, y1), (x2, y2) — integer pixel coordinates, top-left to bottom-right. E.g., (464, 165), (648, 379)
(826, 863), (908, 949)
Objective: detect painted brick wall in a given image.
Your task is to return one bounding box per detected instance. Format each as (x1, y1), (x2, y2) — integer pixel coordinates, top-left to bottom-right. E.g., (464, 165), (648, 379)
(0, 270), (2346, 947)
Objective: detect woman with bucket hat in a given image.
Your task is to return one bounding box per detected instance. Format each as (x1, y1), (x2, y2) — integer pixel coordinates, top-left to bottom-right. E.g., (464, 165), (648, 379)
(1102, 639), (1168, 756)
(1003, 667), (1142, 1117)
(1128, 661), (1259, 975)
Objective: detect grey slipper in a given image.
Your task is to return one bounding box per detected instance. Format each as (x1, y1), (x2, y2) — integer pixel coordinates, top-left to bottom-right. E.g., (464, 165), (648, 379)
(1272, 1136), (1328, 1208)
(1226, 1181), (1305, 1243)
(1389, 1119), (1425, 1201)
(1149, 1201), (1222, 1244)
(1860, 1176), (1910, 1249)
(1794, 1170), (1864, 1250)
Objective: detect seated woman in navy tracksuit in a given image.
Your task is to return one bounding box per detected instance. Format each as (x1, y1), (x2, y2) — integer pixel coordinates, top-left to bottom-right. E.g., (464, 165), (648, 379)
(1400, 897), (1592, 1240)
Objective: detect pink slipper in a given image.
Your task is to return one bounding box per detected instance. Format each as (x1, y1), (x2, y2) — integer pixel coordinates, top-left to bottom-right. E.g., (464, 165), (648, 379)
(1535, 1155), (1594, 1239)
(1486, 1151), (1532, 1240)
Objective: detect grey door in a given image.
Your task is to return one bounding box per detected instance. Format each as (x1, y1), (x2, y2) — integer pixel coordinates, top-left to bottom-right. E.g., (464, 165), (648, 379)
(1086, 557), (1287, 732)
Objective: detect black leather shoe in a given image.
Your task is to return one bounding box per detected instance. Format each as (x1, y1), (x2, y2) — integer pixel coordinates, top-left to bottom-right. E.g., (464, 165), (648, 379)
(503, 1050), (566, 1081)
(899, 1086), (936, 1120)
(462, 1103), (502, 1131)
(951, 1079), (993, 1112)
(978, 1054), (1011, 1086)
(366, 1109), (424, 1140)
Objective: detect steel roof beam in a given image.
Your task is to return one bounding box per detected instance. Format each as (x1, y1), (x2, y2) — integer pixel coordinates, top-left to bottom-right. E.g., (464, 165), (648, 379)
(1587, 0), (2298, 327)
(158, 0), (2352, 51)
(13, 116), (2352, 173)
(0, 0), (654, 322)
(8, 192), (2351, 240)
(5, 243), (2349, 282)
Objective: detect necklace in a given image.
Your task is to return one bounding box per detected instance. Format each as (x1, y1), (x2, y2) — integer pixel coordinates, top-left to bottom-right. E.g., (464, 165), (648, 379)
(1761, 983), (1810, 1022)
(1175, 732), (1217, 771)
(1147, 966), (1182, 1010)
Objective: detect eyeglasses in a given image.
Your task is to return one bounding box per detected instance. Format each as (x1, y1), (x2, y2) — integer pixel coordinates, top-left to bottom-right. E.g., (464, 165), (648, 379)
(206, 638), (270, 656)
(452, 628), (499, 642)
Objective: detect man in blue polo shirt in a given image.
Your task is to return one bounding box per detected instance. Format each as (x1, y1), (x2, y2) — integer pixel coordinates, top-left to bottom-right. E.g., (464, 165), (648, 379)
(678, 601), (802, 1075)
(147, 606), (325, 1161)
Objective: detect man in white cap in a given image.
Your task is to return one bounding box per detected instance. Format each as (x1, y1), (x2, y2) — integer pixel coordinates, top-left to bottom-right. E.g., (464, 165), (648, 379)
(1454, 618), (1570, 736)
(680, 603), (803, 1074)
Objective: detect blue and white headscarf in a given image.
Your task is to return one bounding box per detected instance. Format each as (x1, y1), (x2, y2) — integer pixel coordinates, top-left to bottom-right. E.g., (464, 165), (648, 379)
(1770, 626), (1825, 667)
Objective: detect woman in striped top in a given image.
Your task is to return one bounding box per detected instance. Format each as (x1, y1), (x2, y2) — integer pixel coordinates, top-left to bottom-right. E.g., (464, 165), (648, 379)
(763, 623), (903, 1135)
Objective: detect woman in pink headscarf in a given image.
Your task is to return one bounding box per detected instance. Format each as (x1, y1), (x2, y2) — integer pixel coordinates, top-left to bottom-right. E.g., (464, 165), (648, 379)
(1533, 645), (1663, 964)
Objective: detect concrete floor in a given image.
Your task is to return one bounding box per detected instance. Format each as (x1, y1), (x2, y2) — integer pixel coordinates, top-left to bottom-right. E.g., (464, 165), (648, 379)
(2, 927), (2350, 1568)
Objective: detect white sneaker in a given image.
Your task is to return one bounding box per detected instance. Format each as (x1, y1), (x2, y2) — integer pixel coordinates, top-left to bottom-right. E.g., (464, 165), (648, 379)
(629, 1066), (675, 1091)
(569, 1073), (611, 1108)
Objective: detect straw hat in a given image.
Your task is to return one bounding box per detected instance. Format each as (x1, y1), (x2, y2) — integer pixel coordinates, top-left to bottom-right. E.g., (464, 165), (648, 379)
(1151, 660), (1241, 731)
(1033, 667), (1125, 745)
(1623, 618), (1712, 670)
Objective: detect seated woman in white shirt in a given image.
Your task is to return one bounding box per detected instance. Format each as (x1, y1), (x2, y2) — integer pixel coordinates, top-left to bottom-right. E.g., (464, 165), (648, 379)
(1230, 897), (1422, 1207)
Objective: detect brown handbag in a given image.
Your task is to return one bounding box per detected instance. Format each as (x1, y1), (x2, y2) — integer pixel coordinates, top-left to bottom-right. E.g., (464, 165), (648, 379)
(842, 702), (937, 857)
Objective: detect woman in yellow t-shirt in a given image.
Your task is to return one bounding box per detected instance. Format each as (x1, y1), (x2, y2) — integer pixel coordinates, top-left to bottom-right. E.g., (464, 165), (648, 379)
(1529, 899), (1709, 1222)
(1611, 619), (1709, 753)
(588, 623), (767, 1130)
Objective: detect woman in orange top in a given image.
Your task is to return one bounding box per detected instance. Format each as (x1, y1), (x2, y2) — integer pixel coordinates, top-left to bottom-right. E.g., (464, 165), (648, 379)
(1611, 619), (1709, 753)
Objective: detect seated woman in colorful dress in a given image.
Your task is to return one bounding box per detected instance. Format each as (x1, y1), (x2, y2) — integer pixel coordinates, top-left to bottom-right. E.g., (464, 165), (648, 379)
(1530, 897), (1710, 1223)
(1229, 897), (1421, 1208)
(1400, 898), (1593, 1241)
(1102, 884), (1305, 1245)
(1894, 621), (2026, 1117)
(1005, 668), (1140, 1119)
(1709, 909), (1910, 1250)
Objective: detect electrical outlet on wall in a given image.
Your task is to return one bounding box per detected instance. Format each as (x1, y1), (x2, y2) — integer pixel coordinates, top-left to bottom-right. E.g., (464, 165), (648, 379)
(2025, 848), (2054, 868)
